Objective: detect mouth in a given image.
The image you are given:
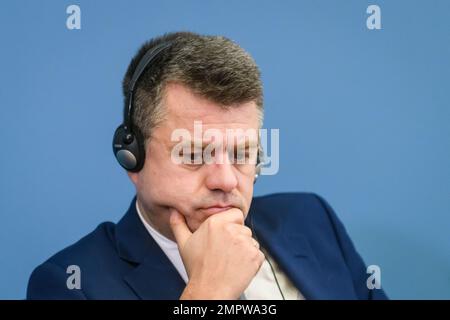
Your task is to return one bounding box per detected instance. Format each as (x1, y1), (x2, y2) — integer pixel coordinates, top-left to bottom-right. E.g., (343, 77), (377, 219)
(198, 205), (234, 215)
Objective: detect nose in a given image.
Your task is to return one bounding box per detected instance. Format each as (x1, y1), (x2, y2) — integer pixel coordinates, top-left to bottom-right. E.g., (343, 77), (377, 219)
(204, 161), (239, 193)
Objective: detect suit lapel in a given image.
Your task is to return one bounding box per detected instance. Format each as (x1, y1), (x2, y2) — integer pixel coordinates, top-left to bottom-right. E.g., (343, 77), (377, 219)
(115, 197), (185, 299)
(123, 255), (186, 299)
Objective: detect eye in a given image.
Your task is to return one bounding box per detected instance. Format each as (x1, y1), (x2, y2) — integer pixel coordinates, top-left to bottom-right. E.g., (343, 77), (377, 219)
(232, 150), (250, 164)
(185, 153), (203, 165)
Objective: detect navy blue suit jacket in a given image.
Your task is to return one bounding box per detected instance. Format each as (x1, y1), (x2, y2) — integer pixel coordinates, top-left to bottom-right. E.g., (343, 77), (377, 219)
(27, 193), (387, 299)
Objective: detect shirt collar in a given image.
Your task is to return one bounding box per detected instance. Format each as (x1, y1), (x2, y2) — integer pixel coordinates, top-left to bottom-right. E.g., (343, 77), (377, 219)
(135, 199), (178, 250)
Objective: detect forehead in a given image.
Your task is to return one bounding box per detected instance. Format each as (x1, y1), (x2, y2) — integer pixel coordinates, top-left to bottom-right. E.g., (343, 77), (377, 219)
(161, 82), (260, 132)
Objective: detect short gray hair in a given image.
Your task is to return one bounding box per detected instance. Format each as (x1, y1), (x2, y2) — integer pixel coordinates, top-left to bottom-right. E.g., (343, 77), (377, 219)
(122, 31), (264, 148)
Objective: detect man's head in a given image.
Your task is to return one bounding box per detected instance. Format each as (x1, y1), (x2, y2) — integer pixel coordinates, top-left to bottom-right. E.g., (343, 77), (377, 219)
(122, 32), (264, 240)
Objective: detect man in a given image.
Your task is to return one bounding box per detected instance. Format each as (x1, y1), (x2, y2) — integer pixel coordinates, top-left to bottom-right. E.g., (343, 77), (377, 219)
(27, 32), (387, 300)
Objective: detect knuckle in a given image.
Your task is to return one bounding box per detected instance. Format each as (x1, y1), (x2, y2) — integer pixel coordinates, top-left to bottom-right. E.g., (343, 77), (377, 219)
(241, 226), (252, 236)
(249, 246), (259, 259)
(234, 234), (246, 245)
(258, 251), (265, 263)
(230, 209), (244, 223)
(252, 251), (264, 268)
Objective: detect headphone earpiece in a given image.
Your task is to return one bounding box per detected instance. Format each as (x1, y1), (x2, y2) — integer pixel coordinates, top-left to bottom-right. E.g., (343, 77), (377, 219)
(112, 124), (145, 172)
(112, 41), (173, 172)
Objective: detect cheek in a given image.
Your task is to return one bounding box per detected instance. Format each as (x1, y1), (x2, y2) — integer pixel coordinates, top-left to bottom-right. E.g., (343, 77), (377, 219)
(139, 162), (204, 210)
(238, 175), (254, 213)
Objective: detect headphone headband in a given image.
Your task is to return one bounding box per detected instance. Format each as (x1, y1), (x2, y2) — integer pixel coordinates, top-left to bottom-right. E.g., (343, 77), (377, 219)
(124, 41), (173, 129)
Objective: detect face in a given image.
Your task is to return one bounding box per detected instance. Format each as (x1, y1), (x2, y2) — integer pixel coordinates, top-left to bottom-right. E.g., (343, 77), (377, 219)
(128, 82), (260, 241)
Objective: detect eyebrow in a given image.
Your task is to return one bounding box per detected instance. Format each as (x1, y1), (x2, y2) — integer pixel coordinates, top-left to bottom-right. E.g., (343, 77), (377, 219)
(171, 138), (258, 150)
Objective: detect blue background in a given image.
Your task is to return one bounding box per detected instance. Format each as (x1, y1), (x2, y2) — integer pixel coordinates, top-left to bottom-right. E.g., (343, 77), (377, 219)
(0, 0), (449, 299)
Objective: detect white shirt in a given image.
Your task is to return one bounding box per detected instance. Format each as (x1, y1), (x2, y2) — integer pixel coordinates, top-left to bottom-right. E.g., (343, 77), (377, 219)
(136, 201), (304, 300)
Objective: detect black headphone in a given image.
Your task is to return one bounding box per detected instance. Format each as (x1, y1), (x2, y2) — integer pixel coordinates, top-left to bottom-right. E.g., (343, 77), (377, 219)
(113, 40), (264, 180)
(112, 41), (173, 172)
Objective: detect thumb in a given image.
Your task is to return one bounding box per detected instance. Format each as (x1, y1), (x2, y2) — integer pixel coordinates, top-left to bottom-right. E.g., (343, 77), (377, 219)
(169, 208), (192, 248)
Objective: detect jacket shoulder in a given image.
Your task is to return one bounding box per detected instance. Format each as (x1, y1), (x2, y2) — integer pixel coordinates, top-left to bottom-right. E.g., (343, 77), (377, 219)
(27, 221), (117, 299)
(46, 221), (117, 267)
(252, 192), (322, 207)
(250, 192), (327, 224)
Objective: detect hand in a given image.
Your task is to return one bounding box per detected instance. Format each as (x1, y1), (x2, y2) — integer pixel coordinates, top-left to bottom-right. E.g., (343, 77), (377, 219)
(169, 207), (265, 300)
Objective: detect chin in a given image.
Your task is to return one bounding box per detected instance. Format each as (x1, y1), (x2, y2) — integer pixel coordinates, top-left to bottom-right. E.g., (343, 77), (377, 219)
(186, 220), (201, 233)
(186, 214), (208, 231)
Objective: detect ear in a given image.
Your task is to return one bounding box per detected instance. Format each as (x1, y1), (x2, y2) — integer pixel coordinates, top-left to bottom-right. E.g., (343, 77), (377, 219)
(127, 171), (139, 186)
